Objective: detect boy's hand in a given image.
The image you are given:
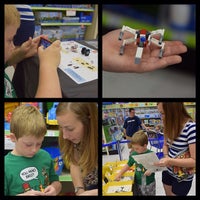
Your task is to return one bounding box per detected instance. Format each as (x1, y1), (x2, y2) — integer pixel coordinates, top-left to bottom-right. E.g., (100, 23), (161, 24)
(43, 185), (57, 196)
(144, 170), (152, 176)
(38, 40), (61, 69)
(17, 189), (46, 196)
(114, 176), (121, 181)
(20, 36), (40, 59)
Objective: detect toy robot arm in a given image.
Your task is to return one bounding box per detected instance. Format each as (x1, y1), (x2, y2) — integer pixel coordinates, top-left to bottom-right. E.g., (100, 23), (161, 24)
(150, 29), (165, 44)
(151, 37), (165, 58)
(118, 25), (137, 40)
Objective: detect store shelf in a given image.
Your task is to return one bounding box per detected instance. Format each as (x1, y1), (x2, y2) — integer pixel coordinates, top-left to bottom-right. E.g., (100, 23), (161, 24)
(59, 173), (72, 182)
(32, 4), (98, 40)
(32, 7), (94, 12)
(40, 22), (92, 26)
(5, 129), (59, 137)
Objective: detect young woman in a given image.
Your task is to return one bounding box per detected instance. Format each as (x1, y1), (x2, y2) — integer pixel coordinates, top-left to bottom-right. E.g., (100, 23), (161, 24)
(56, 103), (98, 196)
(155, 102), (196, 196)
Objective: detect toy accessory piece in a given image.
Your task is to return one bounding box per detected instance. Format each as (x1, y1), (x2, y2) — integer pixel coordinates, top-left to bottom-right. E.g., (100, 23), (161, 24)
(118, 25), (165, 64)
(39, 37), (52, 49)
(81, 47), (90, 56)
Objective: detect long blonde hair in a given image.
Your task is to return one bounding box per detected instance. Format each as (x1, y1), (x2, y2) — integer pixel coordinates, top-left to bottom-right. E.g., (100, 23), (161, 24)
(56, 103), (98, 177)
(159, 102), (193, 141)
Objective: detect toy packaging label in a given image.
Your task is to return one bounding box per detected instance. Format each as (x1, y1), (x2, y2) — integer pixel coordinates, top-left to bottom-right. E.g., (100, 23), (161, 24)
(59, 41), (98, 84)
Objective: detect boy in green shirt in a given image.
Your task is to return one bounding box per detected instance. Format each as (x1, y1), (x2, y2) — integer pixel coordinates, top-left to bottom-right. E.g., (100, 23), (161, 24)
(4, 105), (62, 196)
(115, 130), (156, 196)
(4, 5), (62, 98)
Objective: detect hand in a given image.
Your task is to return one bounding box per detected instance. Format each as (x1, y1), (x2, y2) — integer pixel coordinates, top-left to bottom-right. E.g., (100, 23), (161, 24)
(144, 170), (152, 176)
(77, 189), (98, 196)
(103, 29), (187, 72)
(19, 36), (41, 59)
(154, 157), (171, 167)
(114, 176), (121, 181)
(38, 40), (61, 69)
(43, 185), (57, 196)
(17, 189), (46, 196)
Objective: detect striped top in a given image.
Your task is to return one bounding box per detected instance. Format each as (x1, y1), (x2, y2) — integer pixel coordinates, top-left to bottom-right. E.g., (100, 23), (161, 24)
(15, 4), (35, 21)
(167, 121), (196, 181)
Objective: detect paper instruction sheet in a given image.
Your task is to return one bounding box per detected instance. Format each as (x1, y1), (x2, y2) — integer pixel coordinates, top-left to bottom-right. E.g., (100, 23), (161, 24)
(59, 41), (98, 84)
(132, 152), (167, 172)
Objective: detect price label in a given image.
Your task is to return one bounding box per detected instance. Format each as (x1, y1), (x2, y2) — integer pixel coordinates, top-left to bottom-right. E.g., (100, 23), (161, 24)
(66, 10), (76, 16)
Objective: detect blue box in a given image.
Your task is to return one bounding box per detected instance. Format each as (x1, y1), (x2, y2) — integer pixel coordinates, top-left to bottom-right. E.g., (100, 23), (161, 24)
(43, 147), (64, 175)
(78, 12), (93, 23)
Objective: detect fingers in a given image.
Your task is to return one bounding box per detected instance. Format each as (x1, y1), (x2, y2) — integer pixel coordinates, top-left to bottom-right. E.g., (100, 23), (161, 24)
(154, 55), (182, 69)
(163, 41), (187, 56)
(52, 40), (61, 47)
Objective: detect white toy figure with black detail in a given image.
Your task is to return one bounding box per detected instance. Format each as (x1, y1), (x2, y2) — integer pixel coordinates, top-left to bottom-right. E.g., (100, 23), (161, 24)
(118, 25), (165, 64)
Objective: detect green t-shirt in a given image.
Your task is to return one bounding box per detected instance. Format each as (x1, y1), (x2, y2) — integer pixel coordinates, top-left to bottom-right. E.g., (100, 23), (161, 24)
(4, 149), (59, 196)
(127, 149), (155, 185)
(4, 65), (17, 98)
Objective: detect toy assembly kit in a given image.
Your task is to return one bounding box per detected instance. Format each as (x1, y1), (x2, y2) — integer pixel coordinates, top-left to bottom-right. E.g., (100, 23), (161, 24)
(103, 160), (135, 196)
(59, 41), (98, 84)
(103, 180), (133, 196)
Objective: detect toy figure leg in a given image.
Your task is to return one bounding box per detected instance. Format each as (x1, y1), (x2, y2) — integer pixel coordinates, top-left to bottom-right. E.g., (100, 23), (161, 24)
(119, 38), (135, 55)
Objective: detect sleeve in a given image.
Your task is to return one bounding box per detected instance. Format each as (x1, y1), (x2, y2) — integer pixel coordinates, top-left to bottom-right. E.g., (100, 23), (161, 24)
(127, 154), (135, 167)
(187, 123), (196, 144)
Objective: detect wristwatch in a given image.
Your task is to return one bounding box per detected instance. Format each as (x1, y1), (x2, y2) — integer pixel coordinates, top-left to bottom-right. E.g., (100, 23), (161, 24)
(75, 186), (84, 193)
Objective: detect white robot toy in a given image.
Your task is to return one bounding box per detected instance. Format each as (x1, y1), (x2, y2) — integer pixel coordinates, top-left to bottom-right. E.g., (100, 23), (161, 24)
(118, 25), (165, 64)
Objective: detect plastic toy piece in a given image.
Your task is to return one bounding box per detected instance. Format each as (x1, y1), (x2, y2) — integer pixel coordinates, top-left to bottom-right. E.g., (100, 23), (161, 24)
(118, 25), (165, 64)
(81, 47), (90, 56)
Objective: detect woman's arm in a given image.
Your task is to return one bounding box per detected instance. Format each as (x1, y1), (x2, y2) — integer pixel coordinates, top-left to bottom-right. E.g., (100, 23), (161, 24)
(70, 162), (85, 195)
(155, 143), (196, 168)
(163, 137), (169, 157)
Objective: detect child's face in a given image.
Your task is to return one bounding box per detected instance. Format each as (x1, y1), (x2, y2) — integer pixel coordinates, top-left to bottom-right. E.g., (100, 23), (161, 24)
(11, 135), (44, 157)
(132, 144), (147, 154)
(57, 111), (84, 144)
(4, 25), (18, 63)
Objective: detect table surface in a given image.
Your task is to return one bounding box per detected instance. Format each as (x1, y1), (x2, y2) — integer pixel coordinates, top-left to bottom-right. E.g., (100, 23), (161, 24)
(13, 40), (98, 98)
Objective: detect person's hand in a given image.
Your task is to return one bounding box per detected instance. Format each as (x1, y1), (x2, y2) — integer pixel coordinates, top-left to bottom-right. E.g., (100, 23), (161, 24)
(43, 185), (57, 196)
(77, 189), (98, 196)
(17, 189), (46, 196)
(19, 36), (40, 59)
(154, 157), (171, 167)
(114, 176), (121, 181)
(103, 29), (187, 72)
(38, 40), (61, 69)
(144, 170), (152, 176)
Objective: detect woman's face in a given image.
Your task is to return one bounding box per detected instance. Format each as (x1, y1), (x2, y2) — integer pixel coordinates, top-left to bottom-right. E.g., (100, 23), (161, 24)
(57, 111), (84, 144)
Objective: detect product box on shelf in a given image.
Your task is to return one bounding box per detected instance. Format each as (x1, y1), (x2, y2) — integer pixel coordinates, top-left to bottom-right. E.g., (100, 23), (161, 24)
(78, 12), (93, 23)
(61, 26), (86, 41)
(35, 12), (63, 23)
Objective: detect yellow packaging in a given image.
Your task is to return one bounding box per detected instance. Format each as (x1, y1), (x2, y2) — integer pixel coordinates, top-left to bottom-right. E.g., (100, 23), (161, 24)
(103, 180), (133, 196)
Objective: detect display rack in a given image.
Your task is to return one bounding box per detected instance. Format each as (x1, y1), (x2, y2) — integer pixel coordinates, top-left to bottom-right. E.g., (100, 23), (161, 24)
(102, 102), (196, 154)
(31, 4), (98, 41)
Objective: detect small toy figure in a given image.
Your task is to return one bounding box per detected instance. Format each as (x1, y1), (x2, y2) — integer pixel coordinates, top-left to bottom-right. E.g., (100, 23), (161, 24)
(118, 25), (165, 64)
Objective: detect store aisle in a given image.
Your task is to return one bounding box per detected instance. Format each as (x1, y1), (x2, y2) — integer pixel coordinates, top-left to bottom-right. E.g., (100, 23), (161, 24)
(102, 143), (196, 196)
